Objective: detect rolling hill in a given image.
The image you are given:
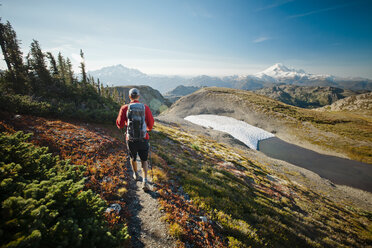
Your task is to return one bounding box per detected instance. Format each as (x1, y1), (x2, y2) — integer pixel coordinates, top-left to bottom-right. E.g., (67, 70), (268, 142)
(160, 87), (372, 163)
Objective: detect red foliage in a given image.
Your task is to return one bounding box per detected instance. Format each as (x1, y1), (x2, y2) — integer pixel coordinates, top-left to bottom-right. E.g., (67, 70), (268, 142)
(2, 114), (130, 230)
(3, 114), (227, 246)
(154, 166), (226, 247)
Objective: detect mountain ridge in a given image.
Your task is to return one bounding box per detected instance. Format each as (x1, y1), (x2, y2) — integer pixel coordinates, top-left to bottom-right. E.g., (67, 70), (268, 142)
(88, 64), (372, 93)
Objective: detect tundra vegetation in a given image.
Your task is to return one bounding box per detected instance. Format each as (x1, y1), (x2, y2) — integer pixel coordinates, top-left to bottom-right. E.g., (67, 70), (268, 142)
(149, 122), (372, 247)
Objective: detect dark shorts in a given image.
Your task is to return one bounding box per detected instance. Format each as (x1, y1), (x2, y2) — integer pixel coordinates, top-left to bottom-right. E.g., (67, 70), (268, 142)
(126, 139), (149, 161)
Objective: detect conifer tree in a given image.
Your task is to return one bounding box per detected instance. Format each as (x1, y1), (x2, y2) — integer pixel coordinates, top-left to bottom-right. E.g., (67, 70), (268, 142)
(100, 84), (104, 97)
(57, 52), (67, 84)
(66, 57), (74, 85)
(28, 39), (52, 89)
(0, 19), (28, 93)
(79, 49), (87, 84)
(46, 52), (58, 76)
(97, 78), (101, 95)
(88, 75), (95, 86)
(112, 88), (119, 103)
(0, 19), (121, 123)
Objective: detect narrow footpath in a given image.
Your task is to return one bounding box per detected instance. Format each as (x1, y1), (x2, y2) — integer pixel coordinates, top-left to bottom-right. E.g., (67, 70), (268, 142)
(125, 162), (176, 248)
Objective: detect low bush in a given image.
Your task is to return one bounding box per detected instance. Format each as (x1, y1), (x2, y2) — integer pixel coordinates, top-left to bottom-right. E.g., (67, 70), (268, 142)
(0, 131), (129, 247)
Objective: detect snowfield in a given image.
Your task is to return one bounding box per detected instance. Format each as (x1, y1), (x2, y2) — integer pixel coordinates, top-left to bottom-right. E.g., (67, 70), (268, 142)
(184, 114), (275, 150)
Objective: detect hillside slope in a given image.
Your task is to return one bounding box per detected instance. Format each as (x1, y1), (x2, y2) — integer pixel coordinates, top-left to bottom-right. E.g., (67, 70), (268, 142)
(148, 121), (372, 247)
(1, 112), (371, 247)
(254, 85), (357, 108)
(161, 87), (372, 163)
(0, 112), (178, 248)
(0, 113), (131, 247)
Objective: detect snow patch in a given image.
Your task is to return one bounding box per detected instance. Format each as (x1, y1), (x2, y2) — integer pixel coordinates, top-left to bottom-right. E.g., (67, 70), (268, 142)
(184, 114), (274, 150)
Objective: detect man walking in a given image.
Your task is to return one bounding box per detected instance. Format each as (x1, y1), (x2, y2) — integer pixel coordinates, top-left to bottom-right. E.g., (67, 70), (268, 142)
(116, 88), (154, 191)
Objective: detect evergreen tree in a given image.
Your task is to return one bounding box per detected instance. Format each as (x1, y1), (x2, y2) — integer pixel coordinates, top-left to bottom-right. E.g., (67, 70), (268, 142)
(46, 52), (58, 76)
(0, 20), (120, 124)
(28, 39), (52, 93)
(0, 19), (28, 93)
(66, 57), (74, 85)
(88, 75), (95, 86)
(57, 52), (67, 84)
(112, 88), (120, 103)
(97, 78), (101, 95)
(79, 49), (87, 84)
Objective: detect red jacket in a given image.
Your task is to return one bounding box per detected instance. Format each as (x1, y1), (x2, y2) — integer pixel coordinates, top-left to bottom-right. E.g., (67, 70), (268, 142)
(116, 100), (154, 140)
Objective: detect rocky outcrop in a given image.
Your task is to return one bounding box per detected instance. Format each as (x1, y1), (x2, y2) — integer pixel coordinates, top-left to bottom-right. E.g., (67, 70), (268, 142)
(254, 85), (358, 108)
(317, 92), (372, 114)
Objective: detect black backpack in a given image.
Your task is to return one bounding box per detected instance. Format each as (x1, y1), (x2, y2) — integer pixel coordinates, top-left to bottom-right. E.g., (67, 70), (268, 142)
(126, 103), (147, 141)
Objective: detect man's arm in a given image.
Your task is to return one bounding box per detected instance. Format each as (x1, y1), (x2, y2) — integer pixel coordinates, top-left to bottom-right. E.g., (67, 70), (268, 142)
(145, 105), (154, 131)
(116, 105), (128, 129)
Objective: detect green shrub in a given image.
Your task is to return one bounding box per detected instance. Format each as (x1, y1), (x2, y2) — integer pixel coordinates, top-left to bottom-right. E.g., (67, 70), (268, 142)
(0, 91), (119, 124)
(0, 131), (129, 247)
(0, 93), (53, 117)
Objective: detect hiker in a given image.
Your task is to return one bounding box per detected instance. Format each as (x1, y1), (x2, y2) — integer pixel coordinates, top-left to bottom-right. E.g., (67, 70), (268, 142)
(116, 88), (154, 191)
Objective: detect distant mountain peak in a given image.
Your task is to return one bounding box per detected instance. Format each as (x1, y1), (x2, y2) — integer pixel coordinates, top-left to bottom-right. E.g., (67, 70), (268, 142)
(257, 63), (307, 77)
(89, 64), (146, 79)
(267, 63), (290, 72)
(87, 63), (371, 93)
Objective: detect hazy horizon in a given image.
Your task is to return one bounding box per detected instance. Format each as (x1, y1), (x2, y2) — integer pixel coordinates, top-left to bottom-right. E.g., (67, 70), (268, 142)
(87, 63), (372, 79)
(1, 0), (372, 78)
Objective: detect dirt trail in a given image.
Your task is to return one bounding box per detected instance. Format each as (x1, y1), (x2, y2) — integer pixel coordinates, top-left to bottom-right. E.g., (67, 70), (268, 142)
(125, 161), (176, 248)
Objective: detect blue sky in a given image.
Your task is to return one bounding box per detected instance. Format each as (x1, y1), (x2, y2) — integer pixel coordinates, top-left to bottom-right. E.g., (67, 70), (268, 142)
(1, 0), (372, 78)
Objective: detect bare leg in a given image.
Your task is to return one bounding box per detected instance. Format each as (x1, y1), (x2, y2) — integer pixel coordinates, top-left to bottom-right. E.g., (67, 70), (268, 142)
(141, 160), (150, 191)
(141, 160), (148, 181)
(131, 159), (139, 180)
(131, 159), (138, 173)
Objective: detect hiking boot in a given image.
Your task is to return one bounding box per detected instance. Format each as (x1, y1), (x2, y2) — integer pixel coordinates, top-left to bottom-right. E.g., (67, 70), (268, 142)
(133, 172), (139, 181)
(142, 180), (149, 191)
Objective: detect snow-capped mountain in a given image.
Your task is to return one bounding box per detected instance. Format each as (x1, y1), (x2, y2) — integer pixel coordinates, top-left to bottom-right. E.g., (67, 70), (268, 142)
(88, 65), (187, 93)
(88, 64), (372, 93)
(254, 63), (335, 83)
(256, 63), (306, 78)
